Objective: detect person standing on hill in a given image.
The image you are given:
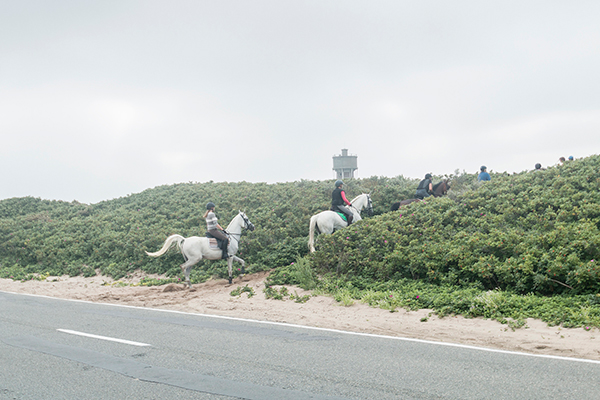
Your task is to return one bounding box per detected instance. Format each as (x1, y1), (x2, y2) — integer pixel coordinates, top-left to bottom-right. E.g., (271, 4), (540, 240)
(331, 180), (353, 225)
(204, 202), (229, 259)
(415, 173), (434, 199)
(478, 166), (491, 182)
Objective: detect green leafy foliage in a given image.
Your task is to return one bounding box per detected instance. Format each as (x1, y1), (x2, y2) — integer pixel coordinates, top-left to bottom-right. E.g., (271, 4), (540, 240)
(0, 176), (419, 279)
(230, 285), (256, 298)
(311, 155), (600, 295)
(317, 275), (600, 328)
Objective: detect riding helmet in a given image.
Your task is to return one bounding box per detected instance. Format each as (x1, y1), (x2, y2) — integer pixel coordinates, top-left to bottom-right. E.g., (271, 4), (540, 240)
(425, 173), (432, 179)
(535, 163), (542, 169)
(206, 202), (216, 210)
(335, 180), (344, 187)
(480, 166), (486, 171)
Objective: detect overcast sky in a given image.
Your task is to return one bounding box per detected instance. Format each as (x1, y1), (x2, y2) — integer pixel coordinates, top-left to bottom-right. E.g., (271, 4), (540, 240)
(2, 1), (599, 204)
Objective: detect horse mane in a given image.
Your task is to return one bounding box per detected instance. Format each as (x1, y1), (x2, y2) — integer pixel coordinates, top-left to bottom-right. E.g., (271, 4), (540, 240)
(432, 179), (450, 196)
(350, 193), (365, 203)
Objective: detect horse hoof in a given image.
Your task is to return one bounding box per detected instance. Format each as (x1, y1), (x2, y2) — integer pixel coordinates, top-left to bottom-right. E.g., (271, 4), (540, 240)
(241, 267), (246, 274)
(228, 277), (233, 284)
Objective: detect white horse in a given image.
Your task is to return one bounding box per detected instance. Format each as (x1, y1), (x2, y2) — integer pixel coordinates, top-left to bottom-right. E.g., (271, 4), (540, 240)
(145, 211), (255, 287)
(308, 193), (373, 253)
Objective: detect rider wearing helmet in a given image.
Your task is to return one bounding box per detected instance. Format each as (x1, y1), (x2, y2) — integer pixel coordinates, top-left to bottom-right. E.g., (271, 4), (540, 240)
(331, 180), (353, 225)
(203, 202), (229, 259)
(415, 173), (434, 199)
(478, 166), (491, 182)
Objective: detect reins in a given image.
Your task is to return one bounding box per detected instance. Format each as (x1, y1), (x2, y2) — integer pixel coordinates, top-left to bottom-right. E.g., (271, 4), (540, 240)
(224, 213), (253, 244)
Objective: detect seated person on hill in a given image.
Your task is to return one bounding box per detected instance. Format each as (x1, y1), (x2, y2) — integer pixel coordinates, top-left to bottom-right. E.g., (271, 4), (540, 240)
(477, 166), (491, 182)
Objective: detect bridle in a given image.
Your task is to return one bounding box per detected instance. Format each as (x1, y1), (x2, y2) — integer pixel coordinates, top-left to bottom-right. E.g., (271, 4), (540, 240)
(226, 212), (254, 244)
(366, 194), (373, 216)
(350, 194), (373, 217)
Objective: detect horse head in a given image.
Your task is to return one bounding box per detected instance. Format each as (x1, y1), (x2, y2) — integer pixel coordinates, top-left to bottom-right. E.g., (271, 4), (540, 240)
(238, 211), (255, 231)
(365, 194), (374, 216)
(351, 193), (373, 217)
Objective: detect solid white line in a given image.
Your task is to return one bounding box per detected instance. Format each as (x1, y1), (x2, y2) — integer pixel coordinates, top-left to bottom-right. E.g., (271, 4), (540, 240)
(4, 289), (600, 365)
(57, 329), (151, 347)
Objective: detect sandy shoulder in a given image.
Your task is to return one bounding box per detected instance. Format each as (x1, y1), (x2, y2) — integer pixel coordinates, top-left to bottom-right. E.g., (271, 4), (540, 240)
(1, 271), (599, 361)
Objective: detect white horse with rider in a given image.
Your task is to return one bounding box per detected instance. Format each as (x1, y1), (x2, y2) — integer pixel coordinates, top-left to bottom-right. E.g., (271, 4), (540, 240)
(308, 190), (372, 253)
(146, 211), (255, 286)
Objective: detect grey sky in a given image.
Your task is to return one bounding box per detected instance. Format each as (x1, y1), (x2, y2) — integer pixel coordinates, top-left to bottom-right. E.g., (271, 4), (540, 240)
(2, 1), (599, 204)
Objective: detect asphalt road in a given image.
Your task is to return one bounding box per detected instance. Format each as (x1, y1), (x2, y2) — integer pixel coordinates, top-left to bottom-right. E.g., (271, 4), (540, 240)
(1, 290), (599, 400)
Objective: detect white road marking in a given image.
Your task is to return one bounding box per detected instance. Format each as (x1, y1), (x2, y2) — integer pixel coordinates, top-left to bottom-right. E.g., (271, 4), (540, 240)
(4, 290), (599, 365)
(57, 329), (151, 347)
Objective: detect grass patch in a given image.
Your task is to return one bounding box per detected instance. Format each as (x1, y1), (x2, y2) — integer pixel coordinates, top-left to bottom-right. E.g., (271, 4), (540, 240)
(272, 259), (600, 329)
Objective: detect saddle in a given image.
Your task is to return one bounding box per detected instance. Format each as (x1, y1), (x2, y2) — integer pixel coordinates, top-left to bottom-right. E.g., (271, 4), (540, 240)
(335, 212), (348, 222)
(205, 232), (229, 259)
(206, 238), (220, 250)
(330, 208), (352, 224)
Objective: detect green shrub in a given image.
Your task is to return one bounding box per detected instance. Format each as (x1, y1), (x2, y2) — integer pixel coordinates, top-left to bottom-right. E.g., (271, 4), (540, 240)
(311, 155), (600, 295)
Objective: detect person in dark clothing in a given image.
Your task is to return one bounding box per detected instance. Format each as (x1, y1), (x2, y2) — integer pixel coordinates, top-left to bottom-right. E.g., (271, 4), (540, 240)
(415, 174), (433, 199)
(203, 202), (229, 259)
(331, 180), (353, 224)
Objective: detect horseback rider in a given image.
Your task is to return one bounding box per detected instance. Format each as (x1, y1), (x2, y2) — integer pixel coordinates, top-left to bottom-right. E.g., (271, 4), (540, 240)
(415, 173), (433, 199)
(478, 166), (491, 181)
(203, 202), (229, 259)
(331, 180), (353, 225)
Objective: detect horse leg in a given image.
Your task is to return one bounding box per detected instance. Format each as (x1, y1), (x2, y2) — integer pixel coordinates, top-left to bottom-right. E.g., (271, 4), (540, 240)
(180, 258), (200, 288)
(231, 255), (245, 275)
(227, 257), (234, 284)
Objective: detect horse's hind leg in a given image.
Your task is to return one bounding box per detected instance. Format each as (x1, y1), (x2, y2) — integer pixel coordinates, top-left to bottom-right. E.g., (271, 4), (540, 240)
(180, 258), (199, 288)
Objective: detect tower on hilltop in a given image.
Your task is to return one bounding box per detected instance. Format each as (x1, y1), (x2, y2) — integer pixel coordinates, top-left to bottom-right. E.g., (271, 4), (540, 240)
(332, 149), (358, 180)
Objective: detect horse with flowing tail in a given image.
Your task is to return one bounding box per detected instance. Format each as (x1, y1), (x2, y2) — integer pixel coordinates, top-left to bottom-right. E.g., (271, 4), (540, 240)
(308, 193), (373, 253)
(390, 180), (450, 211)
(145, 211), (255, 287)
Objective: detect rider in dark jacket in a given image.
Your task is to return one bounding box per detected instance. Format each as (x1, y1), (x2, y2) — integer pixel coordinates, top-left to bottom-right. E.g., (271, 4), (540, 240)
(415, 174), (433, 199)
(331, 180), (353, 224)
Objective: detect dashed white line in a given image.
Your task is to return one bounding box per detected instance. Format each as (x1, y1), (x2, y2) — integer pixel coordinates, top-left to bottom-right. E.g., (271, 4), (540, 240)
(57, 329), (151, 347)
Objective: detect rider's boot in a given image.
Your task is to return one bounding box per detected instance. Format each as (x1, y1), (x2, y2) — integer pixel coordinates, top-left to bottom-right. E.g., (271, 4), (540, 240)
(222, 239), (229, 260)
(347, 214), (353, 225)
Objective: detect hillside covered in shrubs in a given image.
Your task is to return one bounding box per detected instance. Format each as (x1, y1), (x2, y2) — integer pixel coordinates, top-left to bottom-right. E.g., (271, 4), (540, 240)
(311, 155), (600, 295)
(2, 155), (599, 299)
(0, 175), (423, 282)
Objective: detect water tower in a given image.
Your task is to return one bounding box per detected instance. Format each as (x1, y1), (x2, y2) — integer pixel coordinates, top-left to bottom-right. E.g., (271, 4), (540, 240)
(332, 149), (358, 179)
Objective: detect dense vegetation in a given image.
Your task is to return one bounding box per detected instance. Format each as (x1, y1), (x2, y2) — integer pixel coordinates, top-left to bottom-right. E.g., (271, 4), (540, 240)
(2, 155), (600, 328)
(311, 156), (600, 296)
(0, 175), (421, 281)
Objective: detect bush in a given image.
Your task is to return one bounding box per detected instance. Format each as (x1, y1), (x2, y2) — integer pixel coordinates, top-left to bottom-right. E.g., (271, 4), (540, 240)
(311, 155), (600, 295)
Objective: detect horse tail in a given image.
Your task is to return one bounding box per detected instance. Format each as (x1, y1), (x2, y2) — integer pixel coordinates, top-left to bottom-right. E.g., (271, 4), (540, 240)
(145, 234), (185, 257)
(308, 215), (319, 253)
